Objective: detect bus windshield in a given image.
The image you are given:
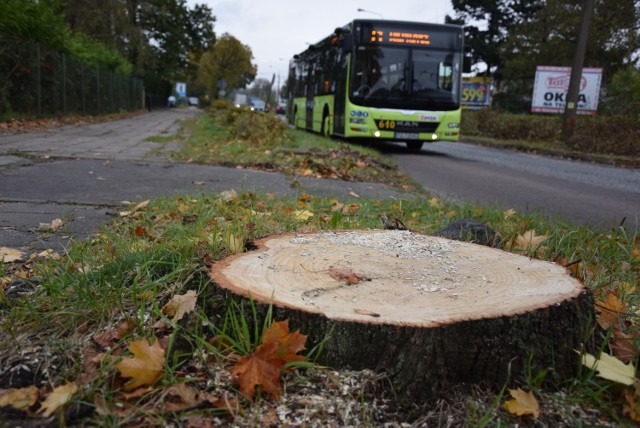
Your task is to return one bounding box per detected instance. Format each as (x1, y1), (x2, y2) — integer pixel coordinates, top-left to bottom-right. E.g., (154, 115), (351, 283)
(350, 45), (460, 111)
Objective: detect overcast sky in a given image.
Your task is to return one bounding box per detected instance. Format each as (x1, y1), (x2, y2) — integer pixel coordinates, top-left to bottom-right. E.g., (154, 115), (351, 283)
(190, 0), (454, 84)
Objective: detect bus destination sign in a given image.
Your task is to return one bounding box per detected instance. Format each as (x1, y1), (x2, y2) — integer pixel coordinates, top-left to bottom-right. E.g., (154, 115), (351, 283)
(370, 30), (431, 46)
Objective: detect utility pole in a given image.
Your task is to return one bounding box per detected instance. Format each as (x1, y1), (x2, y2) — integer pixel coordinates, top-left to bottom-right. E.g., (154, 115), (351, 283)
(562, 0), (594, 142)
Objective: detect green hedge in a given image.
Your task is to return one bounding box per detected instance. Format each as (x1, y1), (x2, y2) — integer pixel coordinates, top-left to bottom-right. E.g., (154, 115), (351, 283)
(461, 110), (639, 157)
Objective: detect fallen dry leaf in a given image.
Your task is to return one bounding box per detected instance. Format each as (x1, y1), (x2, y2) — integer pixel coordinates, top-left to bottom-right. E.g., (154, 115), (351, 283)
(0, 247), (25, 263)
(612, 329), (638, 362)
(623, 382), (640, 423)
(38, 382), (78, 417)
(514, 230), (548, 250)
(134, 200), (150, 211)
(596, 290), (626, 331)
(220, 189), (238, 201)
(116, 338), (165, 391)
(329, 267), (362, 285)
(162, 383), (199, 412)
(224, 233), (245, 255)
(503, 208), (518, 220)
(503, 388), (540, 418)
(162, 290), (198, 322)
(232, 320), (307, 400)
(294, 209), (314, 221)
(0, 386), (39, 410)
(581, 351), (636, 385)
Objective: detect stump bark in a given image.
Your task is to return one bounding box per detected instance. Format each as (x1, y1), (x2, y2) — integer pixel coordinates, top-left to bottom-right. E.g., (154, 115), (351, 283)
(210, 230), (594, 401)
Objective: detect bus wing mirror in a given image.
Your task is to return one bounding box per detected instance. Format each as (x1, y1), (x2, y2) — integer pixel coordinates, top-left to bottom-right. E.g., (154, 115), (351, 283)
(341, 34), (353, 53)
(463, 56), (472, 73)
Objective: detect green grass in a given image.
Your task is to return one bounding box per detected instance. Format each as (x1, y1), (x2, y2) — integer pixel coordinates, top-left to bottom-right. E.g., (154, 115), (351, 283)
(1, 106), (639, 425)
(171, 107), (421, 192)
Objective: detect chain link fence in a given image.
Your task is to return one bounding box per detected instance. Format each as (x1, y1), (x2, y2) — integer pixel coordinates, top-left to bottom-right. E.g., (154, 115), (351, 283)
(0, 37), (145, 119)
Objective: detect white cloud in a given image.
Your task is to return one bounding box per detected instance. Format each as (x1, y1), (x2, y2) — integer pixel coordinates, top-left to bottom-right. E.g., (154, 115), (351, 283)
(190, 0), (454, 81)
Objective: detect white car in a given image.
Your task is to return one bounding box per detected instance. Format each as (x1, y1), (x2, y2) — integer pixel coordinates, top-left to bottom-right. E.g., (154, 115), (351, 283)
(188, 97), (199, 106)
(250, 98), (266, 112)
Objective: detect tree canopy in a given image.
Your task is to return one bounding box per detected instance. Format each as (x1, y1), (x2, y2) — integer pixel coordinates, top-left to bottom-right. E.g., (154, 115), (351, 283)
(449, 0), (639, 81)
(197, 33), (256, 98)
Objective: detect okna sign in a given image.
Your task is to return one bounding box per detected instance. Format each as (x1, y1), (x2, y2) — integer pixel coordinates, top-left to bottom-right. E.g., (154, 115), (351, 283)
(531, 66), (602, 116)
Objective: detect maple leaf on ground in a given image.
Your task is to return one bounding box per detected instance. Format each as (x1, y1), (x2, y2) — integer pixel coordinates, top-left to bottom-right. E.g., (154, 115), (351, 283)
(595, 290), (626, 331)
(116, 338), (165, 391)
(581, 351), (636, 385)
(513, 230), (548, 251)
(293, 209), (314, 221)
(162, 290), (198, 322)
(623, 382), (640, 423)
(0, 386), (39, 410)
(503, 388), (540, 418)
(38, 382), (78, 417)
(0, 247), (25, 263)
(232, 320), (307, 400)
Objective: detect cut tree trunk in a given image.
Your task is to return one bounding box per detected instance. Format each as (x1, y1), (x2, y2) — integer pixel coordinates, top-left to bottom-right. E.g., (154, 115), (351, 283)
(210, 230), (594, 401)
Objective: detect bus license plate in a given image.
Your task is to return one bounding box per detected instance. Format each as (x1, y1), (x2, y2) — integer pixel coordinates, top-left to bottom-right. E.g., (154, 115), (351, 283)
(394, 132), (419, 140)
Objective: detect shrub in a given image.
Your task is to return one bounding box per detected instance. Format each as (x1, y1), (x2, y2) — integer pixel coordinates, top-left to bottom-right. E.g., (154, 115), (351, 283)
(462, 110), (639, 156)
(225, 109), (289, 146)
(569, 116), (639, 155)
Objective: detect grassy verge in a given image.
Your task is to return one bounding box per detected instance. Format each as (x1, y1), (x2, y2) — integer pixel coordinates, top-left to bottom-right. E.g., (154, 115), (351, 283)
(1, 106), (639, 425)
(170, 103), (421, 192)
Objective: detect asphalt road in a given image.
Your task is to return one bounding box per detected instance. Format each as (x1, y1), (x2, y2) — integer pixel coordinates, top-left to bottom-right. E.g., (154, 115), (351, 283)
(0, 109), (404, 253)
(1, 109), (637, 254)
(388, 141), (640, 233)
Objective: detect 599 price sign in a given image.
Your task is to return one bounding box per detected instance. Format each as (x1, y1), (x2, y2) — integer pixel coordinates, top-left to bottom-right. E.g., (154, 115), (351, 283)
(461, 77), (492, 109)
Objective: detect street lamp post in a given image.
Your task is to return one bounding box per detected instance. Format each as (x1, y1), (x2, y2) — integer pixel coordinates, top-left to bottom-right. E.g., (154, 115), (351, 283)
(357, 8), (384, 19)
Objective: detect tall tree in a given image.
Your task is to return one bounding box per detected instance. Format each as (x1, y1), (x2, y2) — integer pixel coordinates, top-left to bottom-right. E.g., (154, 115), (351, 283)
(447, 0), (542, 80)
(499, 0), (640, 110)
(60, 0), (216, 79)
(197, 33), (256, 98)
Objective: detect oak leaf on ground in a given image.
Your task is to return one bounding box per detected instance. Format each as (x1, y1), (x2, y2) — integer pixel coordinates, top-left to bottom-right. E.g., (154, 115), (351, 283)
(232, 320), (307, 400)
(116, 338), (165, 391)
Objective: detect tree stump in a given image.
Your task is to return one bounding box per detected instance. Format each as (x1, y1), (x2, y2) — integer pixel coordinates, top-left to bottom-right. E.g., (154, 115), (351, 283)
(210, 230), (594, 401)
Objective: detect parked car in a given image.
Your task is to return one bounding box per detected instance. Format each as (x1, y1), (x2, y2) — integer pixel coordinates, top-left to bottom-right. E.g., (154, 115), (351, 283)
(275, 101), (286, 115)
(250, 97), (266, 112)
(188, 97), (199, 106)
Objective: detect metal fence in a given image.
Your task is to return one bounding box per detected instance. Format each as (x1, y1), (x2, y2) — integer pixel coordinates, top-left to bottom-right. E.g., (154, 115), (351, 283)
(0, 38), (144, 118)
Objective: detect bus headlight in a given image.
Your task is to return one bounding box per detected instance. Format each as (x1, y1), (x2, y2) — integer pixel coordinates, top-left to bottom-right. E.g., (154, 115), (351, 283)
(431, 134), (438, 140)
(374, 131), (381, 137)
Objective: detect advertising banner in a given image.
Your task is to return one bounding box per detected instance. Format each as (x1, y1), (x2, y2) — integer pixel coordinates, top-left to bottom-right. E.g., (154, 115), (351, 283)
(531, 66), (602, 115)
(461, 77), (492, 109)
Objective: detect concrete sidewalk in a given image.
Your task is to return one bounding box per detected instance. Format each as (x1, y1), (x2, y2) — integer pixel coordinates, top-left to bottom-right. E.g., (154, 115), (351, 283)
(0, 109), (407, 253)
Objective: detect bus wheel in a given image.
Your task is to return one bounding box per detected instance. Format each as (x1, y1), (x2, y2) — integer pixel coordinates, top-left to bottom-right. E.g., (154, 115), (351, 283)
(322, 113), (332, 137)
(406, 141), (424, 152)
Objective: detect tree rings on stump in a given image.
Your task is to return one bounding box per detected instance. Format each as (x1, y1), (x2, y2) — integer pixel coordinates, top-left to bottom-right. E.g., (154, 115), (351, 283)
(210, 230), (594, 401)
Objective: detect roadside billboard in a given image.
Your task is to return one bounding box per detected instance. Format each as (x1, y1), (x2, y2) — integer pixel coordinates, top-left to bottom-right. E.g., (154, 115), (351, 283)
(461, 77), (492, 109)
(531, 66), (602, 115)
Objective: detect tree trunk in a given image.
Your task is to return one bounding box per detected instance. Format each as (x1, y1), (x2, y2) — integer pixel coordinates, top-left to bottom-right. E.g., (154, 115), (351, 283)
(210, 230), (594, 401)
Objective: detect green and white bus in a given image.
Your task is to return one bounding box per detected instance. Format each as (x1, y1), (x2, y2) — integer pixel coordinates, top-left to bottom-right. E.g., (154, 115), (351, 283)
(287, 19), (465, 151)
